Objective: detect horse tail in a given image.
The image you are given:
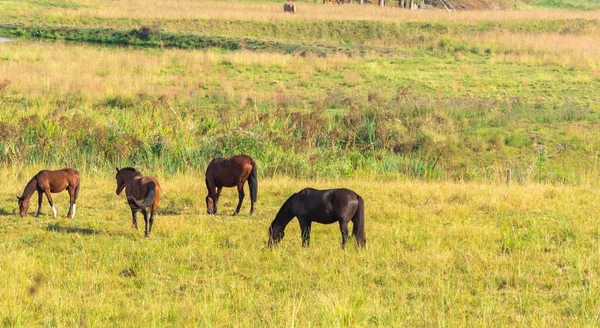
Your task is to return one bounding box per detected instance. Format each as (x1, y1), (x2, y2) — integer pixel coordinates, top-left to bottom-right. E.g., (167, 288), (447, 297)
(139, 182), (157, 209)
(248, 160), (258, 204)
(351, 194), (366, 248)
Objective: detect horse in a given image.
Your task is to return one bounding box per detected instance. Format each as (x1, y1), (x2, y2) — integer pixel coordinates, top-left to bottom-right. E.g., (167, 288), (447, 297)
(115, 167), (161, 237)
(17, 168), (80, 218)
(268, 188), (366, 248)
(205, 155), (258, 216)
(284, 2), (296, 12)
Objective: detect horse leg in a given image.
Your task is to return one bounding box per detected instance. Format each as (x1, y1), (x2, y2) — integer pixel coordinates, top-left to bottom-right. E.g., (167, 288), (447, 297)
(142, 209), (149, 237)
(35, 190), (43, 218)
(299, 218), (312, 247)
(131, 208), (139, 230)
(148, 210), (155, 234)
(67, 186), (76, 218)
(44, 190), (56, 218)
(339, 219), (349, 249)
(232, 183), (244, 216)
(214, 186), (222, 214)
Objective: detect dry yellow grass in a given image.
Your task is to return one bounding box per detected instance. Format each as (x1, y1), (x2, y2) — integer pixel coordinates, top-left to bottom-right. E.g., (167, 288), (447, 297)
(457, 32), (600, 69)
(1, 35), (598, 107)
(1, 165), (600, 325)
(43, 0), (600, 22)
(0, 42), (351, 105)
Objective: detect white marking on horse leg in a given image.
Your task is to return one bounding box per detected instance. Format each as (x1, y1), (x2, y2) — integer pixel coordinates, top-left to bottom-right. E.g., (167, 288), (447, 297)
(52, 206), (57, 218)
(72, 204), (76, 218)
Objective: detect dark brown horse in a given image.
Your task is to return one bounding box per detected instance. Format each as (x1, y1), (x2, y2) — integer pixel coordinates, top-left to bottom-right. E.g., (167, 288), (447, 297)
(268, 188), (366, 248)
(284, 2), (296, 12)
(17, 168), (80, 218)
(115, 167), (161, 237)
(205, 155), (257, 215)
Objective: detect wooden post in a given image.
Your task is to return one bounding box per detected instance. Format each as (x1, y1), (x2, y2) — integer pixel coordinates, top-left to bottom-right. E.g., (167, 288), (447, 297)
(438, 0), (452, 12)
(506, 169), (512, 185)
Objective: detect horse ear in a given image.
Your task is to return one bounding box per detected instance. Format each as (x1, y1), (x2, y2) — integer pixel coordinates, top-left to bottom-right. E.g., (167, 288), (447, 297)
(115, 167), (119, 173)
(16, 195), (21, 200)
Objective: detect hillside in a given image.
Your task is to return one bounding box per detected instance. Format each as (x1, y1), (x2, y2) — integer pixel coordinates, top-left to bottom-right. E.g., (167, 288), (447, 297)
(0, 0), (599, 183)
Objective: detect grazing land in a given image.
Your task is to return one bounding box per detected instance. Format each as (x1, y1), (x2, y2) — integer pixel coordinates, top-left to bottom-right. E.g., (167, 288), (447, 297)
(2, 171), (600, 326)
(1, 0), (600, 325)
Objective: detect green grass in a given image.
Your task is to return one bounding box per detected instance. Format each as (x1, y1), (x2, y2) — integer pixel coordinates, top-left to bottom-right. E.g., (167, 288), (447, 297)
(522, 0), (600, 10)
(0, 39), (599, 182)
(2, 0), (600, 324)
(1, 173), (600, 325)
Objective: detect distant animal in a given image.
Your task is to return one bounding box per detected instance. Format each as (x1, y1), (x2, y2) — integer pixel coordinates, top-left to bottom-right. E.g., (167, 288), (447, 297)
(205, 155), (258, 216)
(284, 2), (296, 12)
(17, 168), (80, 218)
(115, 167), (161, 237)
(268, 188), (366, 248)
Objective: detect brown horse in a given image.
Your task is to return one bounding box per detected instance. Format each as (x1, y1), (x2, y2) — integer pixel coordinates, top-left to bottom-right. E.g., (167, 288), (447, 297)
(268, 188), (366, 248)
(205, 155), (257, 215)
(284, 2), (296, 12)
(17, 168), (80, 218)
(115, 167), (161, 237)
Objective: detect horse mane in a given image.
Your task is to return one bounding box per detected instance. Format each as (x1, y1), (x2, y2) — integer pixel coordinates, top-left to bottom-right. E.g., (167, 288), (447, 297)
(270, 193), (297, 230)
(120, 167), (142, 176)
(20, 175), (39, 200)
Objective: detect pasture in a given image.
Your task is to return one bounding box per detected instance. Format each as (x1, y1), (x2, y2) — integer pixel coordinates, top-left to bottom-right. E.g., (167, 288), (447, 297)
(1, 0), (600, 325)
(1, 170), (600, 326)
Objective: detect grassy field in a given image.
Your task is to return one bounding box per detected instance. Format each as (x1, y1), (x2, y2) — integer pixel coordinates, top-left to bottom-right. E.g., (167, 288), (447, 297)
(1, 21), (600, 181)
(2, 0), (600, 325)
(1, 169), (600, 326)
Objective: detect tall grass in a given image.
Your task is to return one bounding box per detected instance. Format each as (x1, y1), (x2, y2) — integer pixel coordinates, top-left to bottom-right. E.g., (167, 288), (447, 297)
(1, 1), (600, 182)
(0, 40), (599, 182)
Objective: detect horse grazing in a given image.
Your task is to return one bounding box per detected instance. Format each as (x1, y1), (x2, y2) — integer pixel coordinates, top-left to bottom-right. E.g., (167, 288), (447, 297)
(115, 167), (161, 237)
(205, 155), (257, 216)
(17, 168), (80, 218)
(284, 2), (296, 12)
(268, 188), (366, 248)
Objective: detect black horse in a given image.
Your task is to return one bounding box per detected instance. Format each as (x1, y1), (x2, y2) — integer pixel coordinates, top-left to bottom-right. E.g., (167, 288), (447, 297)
(268, 188), (366, 248)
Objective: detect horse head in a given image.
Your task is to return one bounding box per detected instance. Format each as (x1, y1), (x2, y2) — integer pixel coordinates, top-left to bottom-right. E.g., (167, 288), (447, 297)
(206, 196), (216, 214)
(16, 195), (29, 217)
(115, 167), (138, 195)
(268, 225), (285, 247)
